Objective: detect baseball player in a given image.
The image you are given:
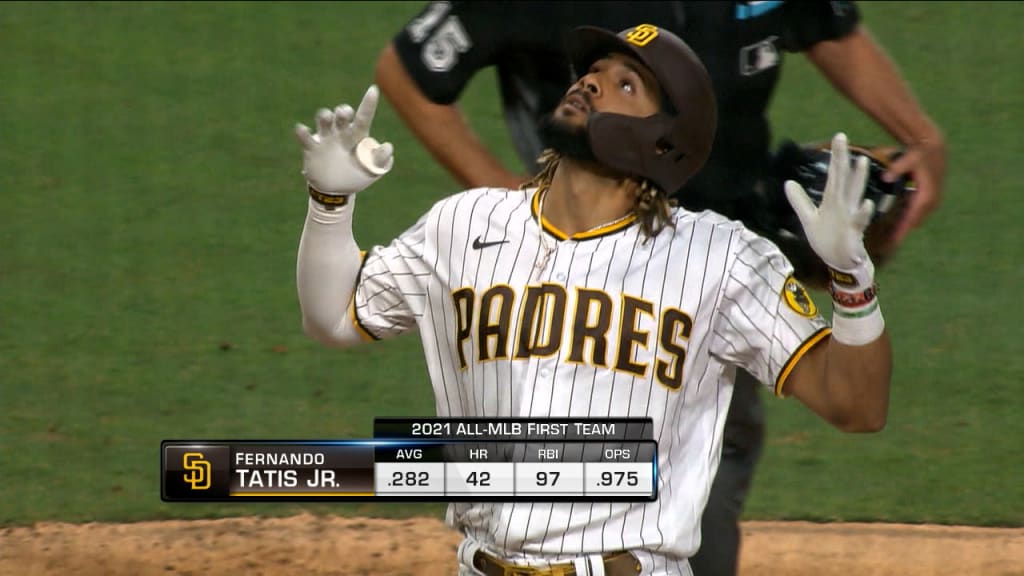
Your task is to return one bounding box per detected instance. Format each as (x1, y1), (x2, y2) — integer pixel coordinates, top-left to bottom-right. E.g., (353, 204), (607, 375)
(376, 5), (944, 573)
(295, 24), (892, 576)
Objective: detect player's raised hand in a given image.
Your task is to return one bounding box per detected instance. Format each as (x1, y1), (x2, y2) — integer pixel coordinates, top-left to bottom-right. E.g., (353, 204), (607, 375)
(294, 85), (395, 197)
(785, 133), (874, 278)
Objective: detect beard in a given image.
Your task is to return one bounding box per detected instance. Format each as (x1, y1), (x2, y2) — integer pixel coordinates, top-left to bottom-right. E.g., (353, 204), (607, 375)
(538, 111), (599, 164)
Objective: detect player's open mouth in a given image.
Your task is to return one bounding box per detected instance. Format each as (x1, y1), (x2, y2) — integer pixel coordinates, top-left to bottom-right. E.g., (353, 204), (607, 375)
(564, 92), (590, 113)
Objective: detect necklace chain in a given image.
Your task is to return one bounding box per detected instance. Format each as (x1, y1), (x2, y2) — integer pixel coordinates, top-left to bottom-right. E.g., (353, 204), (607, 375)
(583, 211), (634, 233)
(533, 186), (634, 274)
(536, 186), (634, 236)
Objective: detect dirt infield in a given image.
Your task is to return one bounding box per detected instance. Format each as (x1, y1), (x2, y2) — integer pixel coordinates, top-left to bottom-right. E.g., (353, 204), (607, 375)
(2, 514), (1023, 576)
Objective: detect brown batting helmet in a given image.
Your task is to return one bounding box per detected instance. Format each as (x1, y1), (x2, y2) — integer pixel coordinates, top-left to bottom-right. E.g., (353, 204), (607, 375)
(566, 24), (717, 194)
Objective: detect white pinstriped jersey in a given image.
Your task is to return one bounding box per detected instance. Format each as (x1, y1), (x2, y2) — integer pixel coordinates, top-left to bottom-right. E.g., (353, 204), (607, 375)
(350, 186), (829, 561)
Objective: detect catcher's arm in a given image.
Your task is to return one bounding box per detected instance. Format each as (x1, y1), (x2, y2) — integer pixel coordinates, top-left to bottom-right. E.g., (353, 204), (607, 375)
(782, 133), (892, 433)
(806, 24), (946, 248)
(295, 86), (394, 348)
(375, 43), (525, 190)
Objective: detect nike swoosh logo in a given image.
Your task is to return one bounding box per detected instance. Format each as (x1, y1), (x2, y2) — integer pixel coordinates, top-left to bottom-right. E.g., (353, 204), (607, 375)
(472, 236), (509, 250)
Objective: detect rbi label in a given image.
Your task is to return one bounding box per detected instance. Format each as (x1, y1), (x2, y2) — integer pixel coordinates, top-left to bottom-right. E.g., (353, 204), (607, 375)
(162, 444), (230, 500)
(783, 275), (818, 318)
(625, 24), (659, 47)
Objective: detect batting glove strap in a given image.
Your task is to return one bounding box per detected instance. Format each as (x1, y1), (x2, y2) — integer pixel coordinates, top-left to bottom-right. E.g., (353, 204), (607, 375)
(306, 194), (356, 227)
(309, 183), (349, 211)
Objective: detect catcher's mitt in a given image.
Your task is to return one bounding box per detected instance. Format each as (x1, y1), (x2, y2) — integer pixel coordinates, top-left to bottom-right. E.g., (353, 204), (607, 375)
(765, 139), (914, 289)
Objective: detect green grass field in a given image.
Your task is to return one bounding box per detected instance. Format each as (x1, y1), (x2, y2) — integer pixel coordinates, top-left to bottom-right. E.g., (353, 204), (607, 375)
(1, 2), (1022, 528)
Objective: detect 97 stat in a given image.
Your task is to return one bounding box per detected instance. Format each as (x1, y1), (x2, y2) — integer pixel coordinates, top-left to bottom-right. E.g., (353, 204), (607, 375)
(161, 418), (657, 502)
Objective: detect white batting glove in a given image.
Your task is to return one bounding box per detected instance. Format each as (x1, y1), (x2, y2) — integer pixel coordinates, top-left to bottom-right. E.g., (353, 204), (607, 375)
(294, 85), (394, 197)
(785, 133), (875, 286)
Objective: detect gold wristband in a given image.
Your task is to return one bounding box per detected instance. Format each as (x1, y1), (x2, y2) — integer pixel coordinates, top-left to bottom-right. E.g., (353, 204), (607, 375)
(828, 267), (858, 289)
(308, 184), (348, 210)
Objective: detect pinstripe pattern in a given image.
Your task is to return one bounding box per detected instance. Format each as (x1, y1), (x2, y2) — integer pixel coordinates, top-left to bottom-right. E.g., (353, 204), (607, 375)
(352, 186), (828, 566)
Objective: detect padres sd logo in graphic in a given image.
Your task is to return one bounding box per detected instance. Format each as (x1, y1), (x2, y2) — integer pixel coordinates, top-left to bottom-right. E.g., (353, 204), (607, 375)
(163, 443), (229, 500)
(783, 275), (817, 318)
(626, 24), (659, 47)
(183, 452), (211, 490)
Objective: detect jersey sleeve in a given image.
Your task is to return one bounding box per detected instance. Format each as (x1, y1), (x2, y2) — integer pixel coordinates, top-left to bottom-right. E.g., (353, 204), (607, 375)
(779, 0), (861, 52)
(350, 214), (433, 341)
(391, 1), (510, 104)
(709, 229), (831, 396)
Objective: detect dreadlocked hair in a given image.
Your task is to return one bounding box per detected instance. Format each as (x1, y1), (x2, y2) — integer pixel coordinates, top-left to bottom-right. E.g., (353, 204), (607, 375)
(521, 149), (561, 191)
(633, 178), (676, 240)
(522, 148), (676, 240)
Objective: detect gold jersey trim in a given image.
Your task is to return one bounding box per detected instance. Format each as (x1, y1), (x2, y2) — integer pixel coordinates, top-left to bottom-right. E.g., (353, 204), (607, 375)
(531, 188), (638, 241)
(775, 327), (831, 397)
(350, 250), (379, 342)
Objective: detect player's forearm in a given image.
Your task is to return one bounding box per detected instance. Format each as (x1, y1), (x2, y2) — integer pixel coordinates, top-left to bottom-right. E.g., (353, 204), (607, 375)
(296, 198), (365, 348)
(807, 26), (943, 147)
(375, 44), (524, 190)
(820, 330), (892, 432)
(789, 328), (892, 433)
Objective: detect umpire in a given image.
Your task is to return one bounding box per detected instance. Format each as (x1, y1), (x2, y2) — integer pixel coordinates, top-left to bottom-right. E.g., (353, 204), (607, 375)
(375, 2), (944, 574)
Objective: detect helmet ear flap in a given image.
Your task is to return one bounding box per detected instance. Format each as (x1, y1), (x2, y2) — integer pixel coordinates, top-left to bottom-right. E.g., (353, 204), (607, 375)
(588, 112), (693, 193)
(655, 135), (687, 164)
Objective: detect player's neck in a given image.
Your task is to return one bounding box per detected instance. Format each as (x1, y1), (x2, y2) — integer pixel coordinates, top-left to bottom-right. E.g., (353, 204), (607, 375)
(543, 159), (636, 237)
